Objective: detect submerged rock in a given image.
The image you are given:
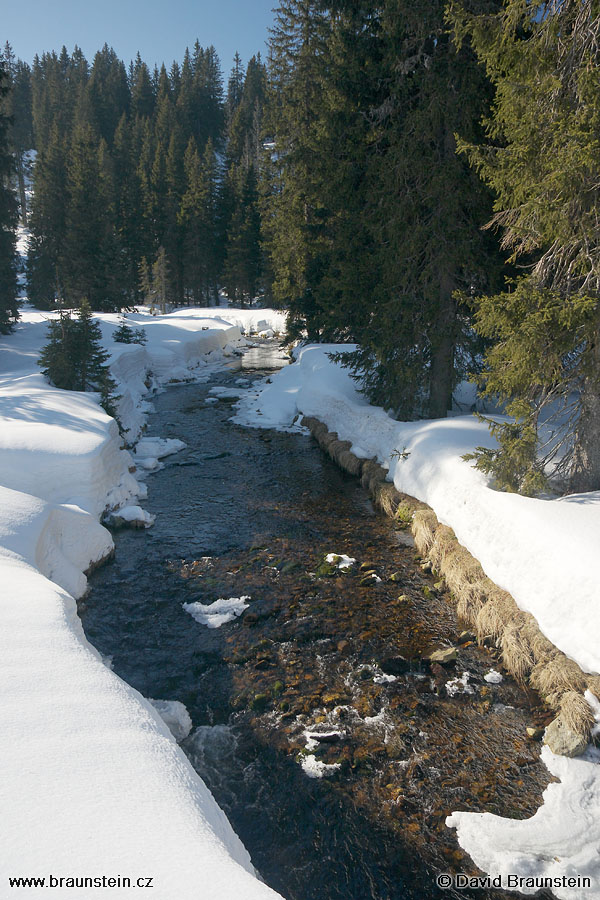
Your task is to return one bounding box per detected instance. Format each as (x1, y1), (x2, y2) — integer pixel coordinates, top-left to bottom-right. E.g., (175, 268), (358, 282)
(380, 656), (413, 676)
(428, 647), (458, 665)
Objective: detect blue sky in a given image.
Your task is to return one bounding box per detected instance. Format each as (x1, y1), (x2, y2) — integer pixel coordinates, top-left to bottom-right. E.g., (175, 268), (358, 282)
(2, 0), (276, 75)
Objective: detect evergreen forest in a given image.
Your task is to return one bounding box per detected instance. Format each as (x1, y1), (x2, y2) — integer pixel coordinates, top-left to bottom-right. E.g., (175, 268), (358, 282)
(1, 0), (600, 493)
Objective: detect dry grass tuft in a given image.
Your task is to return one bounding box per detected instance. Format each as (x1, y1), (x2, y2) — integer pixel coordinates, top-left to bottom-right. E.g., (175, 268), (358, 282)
(373, 482), (402, 518)
(530, 652), (588, 700)
(329, 439), (352, 463)
(311, 422), (328, 442)
(520, 618), (556, 665)
(337, 449), (363, 477)
(412, 509), (438, 556)
(319, 431), (339, 453)
(428, 525), (457, 572)
(586, 675), (600, 703)
(559, 691), (595, 736)
(361, 459), (386, 492)
(475, 589), (518, 643)
(441, 551), (488, 624)
(501, 618), (534, 682)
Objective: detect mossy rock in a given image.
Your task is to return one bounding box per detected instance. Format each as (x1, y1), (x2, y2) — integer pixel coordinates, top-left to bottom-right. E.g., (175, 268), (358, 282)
(394, 503), (414, 529)
(315, 557), (339, 577)
(249, 693), (269, 711)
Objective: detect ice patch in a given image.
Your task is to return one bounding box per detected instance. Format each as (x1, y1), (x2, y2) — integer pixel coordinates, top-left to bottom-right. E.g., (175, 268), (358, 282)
(300, 755), (342, 779)
(325, 553), (356, 569)
(183, 596), (251, 628)
(445, 671), (474, 697)
(134, 437), (186, 459)
(374, 673), (397, 684)
(208, 386), (246, 400)
(148, 699), (193, 742)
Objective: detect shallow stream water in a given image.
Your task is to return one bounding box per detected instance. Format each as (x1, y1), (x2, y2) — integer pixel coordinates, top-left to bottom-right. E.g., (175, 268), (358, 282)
(80, 343), (553, 900)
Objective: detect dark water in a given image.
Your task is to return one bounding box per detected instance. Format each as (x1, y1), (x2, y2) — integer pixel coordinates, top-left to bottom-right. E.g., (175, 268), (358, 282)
(80, 344), (552, 900)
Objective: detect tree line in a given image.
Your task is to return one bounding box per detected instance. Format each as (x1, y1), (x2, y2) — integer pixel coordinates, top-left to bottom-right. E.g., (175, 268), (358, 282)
(1, 0), (600, 492)
(0, 40), (268, 313)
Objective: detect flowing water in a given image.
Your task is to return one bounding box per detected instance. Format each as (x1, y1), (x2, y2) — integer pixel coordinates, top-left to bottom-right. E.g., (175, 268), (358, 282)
(80, 342), (553, 900)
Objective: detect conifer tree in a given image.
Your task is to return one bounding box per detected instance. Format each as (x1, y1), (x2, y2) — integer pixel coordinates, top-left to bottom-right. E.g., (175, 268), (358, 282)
(448, 0), (600, 491)
(0, 59), (18, 332)
(38, 299), (117, 413)
(222, 165), (262, 305)
(61, 124), (124, 310)
(337, 0), (502, 419)
(265, 0), (332, 337)
(27, 124), (67, 306)
(1, 44), (33, 224)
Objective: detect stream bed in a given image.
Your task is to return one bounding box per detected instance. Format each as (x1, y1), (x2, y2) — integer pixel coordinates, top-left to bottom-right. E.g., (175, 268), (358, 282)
(80, 343), (553, 900)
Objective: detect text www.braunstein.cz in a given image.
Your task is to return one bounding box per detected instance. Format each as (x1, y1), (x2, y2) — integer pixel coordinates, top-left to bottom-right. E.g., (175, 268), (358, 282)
(8, 875), (153, 889)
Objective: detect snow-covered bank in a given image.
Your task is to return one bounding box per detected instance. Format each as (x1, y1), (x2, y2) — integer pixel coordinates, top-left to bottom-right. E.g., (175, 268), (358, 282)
(233, 343), (600, 899)
(0, 308), (285, 899)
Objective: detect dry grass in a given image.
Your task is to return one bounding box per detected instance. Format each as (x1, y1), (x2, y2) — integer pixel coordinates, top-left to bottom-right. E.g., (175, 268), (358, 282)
(520, 618), (556, 665)
(360, 459), (387, 493)
(373, 482), (402, 518)
(337, 449), (364, 477)
(501, 618), (534, 683)
(329, 439), (352, 462)
(530, 652), (588, 700)
(586, 675), (600, 703)
(559, 691), (595, 736)
(428, 525), (457, 572)
(319, 431), (339, 453)
(301, 416), (318, 432)
(412, 508), (438, 556)
(475, 589), (518, 643)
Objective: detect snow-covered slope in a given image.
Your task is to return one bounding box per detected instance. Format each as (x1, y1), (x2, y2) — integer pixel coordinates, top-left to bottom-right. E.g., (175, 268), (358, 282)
(0, 308), (285, 899)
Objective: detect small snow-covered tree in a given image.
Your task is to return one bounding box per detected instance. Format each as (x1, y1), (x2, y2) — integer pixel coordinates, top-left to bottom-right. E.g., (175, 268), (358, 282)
(113, 317), (147, 344)
(39, 299), (117, 415)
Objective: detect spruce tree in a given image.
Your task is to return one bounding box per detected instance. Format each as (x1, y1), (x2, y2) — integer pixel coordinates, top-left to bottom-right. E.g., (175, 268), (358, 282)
(0, 59), (19, 332)
(265, 0), (333, 338)
(338, 0), (502, 419)
(222, 165), (262, 305)
(38, 299), (117, 413)
(27, 124), (67, 306)
(448, 0), (600, 491)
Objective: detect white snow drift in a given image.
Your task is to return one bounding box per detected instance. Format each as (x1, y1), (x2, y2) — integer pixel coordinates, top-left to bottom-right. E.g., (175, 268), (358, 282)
(0, 307), (285, 899)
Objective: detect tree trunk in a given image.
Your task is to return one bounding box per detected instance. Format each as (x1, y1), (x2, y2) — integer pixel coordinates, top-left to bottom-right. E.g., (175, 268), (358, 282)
(16, 152), (27, 227)
(428, 282), (456, 419)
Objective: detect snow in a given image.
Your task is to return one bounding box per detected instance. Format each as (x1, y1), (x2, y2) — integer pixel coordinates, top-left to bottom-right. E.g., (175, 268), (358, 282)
(325, 552), (356, 569)
(183, 596), (251, 629)
(133, 436), (187, 458)
(0, 307), (285, 899)
(445, 671), (475, 697)
(109, 504), (156, 527)
(148, 699), (193, 742)
(300, 755), (342, 779)
(233, 341), (600, 895)
(447, 744), (600, 900)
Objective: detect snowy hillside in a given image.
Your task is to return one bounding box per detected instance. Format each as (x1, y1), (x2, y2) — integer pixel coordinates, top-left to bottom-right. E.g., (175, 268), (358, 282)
(0, 308), (285, 899)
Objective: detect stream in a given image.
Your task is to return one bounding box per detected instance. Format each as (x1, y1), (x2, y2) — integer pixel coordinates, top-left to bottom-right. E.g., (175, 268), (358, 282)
(80, 341), (553, 900)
